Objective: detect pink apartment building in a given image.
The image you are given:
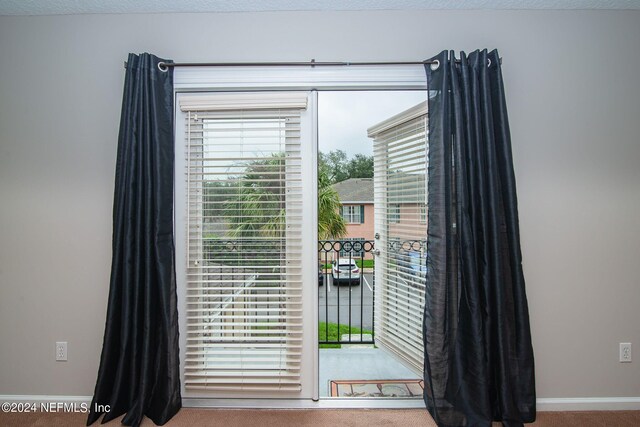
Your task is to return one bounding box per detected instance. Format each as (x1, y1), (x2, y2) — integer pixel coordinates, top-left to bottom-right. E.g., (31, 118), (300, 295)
(332, 178), (375, 259)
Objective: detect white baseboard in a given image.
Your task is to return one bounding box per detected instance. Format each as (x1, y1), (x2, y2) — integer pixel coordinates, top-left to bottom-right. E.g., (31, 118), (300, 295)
(1, 395), (639, 412)
(537, 397), (640, 411)
(0, 395), (92, 404)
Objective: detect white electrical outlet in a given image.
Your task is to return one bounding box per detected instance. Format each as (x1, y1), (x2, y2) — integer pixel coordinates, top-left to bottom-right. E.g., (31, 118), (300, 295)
(620, 343), (632, 363)
(56, 341), (67, 361)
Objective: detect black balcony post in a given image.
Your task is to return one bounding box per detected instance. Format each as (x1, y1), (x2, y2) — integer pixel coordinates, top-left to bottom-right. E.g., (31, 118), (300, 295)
(348, 248), (352, 344)
(371, 258), (375, 342)
(324, 247), (328, 343)
(361, 246), (365, 343)
(336, 246), (340, 339)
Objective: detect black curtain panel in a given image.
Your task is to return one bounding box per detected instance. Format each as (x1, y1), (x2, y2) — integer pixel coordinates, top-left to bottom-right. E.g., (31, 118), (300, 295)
(422, 50), (536, 427)
(87, 53), (181, 427)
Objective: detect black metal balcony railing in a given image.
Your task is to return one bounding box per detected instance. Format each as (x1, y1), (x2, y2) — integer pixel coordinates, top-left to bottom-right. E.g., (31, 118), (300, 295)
(200, 238), (426, 347)
(318, 239), (376, 345)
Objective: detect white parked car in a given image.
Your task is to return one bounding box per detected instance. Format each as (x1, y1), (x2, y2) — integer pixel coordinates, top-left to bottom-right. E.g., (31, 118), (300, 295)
(331, 259), (360, 285)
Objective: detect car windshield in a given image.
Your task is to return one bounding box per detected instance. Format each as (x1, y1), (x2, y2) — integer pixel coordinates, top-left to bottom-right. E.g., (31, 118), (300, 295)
(336, 263), (355, 271)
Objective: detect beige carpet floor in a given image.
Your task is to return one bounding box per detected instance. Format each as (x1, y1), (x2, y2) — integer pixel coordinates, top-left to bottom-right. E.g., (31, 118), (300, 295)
(1, 408), (639, 426)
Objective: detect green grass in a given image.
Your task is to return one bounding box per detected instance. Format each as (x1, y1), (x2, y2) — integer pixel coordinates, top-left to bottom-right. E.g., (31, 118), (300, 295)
(321, 259), (374, 270)
(355, 259), (374, 269)
(318, 322), (372, 349)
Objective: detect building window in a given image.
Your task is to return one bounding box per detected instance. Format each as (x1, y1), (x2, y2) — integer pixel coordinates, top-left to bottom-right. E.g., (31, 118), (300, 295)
(420, 204), (427, 223)
(389, 204), (401, 223)
(341, 205), (363, 224)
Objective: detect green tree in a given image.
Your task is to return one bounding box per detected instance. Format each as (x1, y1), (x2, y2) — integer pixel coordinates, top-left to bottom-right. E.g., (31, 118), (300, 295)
(346, 154), (374, 179)
(318, 150), (348, 183)
(224, 155), (285, 239)
(319, 150), (374, 184)
(318, 166), (346, 239)
(206, 154), (345, 240)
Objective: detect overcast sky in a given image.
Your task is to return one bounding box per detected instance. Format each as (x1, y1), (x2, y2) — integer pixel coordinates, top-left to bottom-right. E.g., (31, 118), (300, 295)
(318, 91), (426, 158)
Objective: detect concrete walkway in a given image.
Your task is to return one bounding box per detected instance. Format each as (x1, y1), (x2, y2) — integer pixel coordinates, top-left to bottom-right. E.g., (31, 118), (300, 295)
(319, 347), (420, 397)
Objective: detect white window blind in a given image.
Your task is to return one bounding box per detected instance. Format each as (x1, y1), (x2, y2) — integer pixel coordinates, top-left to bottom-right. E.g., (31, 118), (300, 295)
(370, 102), (427, 376)
(181, 93), (307, 392)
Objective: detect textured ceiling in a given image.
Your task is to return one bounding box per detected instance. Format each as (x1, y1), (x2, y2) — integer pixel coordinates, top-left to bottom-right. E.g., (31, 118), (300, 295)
(1, 0), (639, 16)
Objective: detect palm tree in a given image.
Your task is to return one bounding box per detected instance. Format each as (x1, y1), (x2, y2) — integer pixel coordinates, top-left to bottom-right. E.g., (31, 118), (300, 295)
(223, 155), (285, 240)
(210, 154), (345, 240)
(317, 165), (346, 239)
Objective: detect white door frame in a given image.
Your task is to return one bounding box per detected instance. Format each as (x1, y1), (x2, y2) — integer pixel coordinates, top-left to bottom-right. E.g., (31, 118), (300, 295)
(173, 65), (427, 408)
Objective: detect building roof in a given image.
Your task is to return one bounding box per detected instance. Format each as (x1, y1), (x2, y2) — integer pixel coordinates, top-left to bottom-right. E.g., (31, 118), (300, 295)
(333, 178), (374, 204)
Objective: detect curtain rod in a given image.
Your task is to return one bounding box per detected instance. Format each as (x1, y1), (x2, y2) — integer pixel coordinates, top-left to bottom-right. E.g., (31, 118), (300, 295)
(123, 58), (502, 71)
(156, 58), (502, 71)
(149, 58), (500, 72)
(154, 60), (439, 72)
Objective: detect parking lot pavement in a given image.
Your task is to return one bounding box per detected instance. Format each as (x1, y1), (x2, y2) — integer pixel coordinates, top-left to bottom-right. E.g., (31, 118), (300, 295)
(318, 273), (374, 330)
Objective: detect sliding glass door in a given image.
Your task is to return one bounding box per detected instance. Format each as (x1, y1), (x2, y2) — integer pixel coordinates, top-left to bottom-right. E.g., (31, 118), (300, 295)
(172, 83), (429, 404)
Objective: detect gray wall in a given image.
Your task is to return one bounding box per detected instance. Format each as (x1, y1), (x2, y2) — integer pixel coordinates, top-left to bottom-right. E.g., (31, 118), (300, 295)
(1, 10), (639, 399)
